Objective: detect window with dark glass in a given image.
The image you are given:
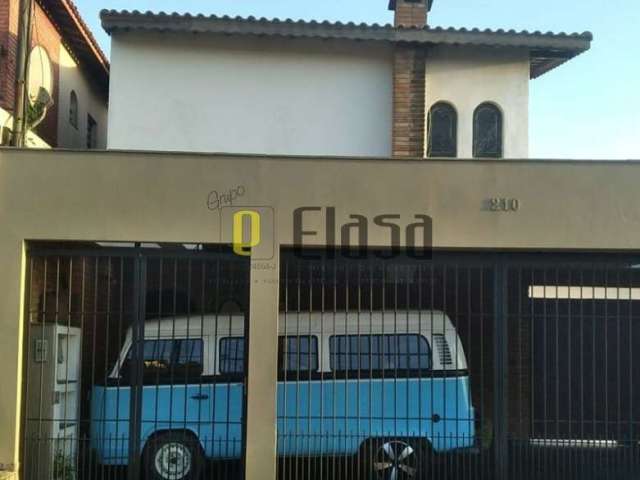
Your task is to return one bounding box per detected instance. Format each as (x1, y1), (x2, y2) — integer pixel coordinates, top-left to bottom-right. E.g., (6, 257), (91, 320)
(329, 334), (431, 373)
(86, 114), (97, 149)
(427, 102), (457, 157)
(278, 336), (318, 373)
(219, 337), (245, 375)
(125, 338), (203, 379)
(473, 102), (503, 158)
(219, 336), (319, 375)
(69, 91), (78, 128)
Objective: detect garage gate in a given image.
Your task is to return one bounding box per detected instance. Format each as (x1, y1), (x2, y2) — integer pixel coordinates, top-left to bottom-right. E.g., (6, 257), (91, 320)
(20, 243), (640, 480)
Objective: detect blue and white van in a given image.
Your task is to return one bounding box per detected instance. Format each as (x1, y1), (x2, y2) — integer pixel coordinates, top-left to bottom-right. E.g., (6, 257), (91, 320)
(91, 311), (475, 480)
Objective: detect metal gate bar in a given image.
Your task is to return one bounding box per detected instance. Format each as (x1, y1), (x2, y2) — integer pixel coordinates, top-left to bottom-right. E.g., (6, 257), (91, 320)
(21, 242), (250, 480)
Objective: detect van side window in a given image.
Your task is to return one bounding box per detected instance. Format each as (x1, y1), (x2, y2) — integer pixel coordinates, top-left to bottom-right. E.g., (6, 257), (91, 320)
(124, 338), (203, 379)
(219, 336), (319, 375)
(219, 338), (245, 374)
(278, 336), (318, 373)
(329, 334), (431, 373)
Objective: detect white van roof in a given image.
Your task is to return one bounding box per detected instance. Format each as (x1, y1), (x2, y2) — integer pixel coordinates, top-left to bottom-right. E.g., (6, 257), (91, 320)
(110, 310), (467, 376)
(136, 310), (457, 338)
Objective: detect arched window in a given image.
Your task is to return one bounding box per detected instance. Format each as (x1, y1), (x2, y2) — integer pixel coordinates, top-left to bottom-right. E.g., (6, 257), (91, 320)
(69, 90), (78, 128)
(427, 102), (457, 158)
(473, 102), (503, 158)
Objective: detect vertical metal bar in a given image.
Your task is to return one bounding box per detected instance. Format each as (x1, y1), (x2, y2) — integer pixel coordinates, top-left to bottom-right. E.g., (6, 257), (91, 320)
(127, 251), (146, 480)
(493, 258), (509, 480)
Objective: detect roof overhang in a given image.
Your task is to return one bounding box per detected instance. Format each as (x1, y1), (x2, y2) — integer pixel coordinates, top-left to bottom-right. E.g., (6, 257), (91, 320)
(100, 10), (592, 79)
(39, 0), (109, 95)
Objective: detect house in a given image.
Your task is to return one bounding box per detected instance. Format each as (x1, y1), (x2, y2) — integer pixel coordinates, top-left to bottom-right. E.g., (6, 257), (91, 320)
(0, 0), (108, 148)
(101, 0), (591, 158)
(6, 3), (640, 480)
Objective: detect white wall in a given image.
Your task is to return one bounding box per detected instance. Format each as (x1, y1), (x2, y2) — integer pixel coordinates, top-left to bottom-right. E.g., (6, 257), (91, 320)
(107, 33), (394, 157)
(425, 46), (530, 159)
(57, 46), (108, 149)
(0, 107), (50, 148)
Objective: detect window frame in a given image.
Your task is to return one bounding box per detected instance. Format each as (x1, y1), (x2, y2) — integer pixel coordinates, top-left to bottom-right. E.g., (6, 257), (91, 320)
(86, 113), (97, 149)
(218, 335), (320, 378)
(473, 102), (504, 159)
(69, 90), (78, 129)
(427, 101), (458, 158)
(278, 335), (319, 375)
(121, 337), (205, 382)
(218, 336), (246, 376)
(328, 333), (432, 375)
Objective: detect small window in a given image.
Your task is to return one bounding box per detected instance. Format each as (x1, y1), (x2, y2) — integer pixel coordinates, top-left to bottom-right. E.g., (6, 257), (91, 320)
(219, 336), (319, 376)
(473, 102), (503, 158)
(86, 114), (97, 149)
(427, 102), (457, 158)
(278, 336), (318, 373)
(69, 91), (78, 128)
(125, 338), (204, 379)
(219, 337), (245, 375)
(329, 334), (431, 373)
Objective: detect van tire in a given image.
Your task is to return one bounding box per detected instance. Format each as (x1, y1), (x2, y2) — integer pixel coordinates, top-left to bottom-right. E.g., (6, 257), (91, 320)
(143, 431), (204, 480)
(359, 438), (430, 480)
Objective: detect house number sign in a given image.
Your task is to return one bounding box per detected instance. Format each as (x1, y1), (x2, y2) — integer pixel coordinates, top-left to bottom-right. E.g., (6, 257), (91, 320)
(488, 197), (520, 212)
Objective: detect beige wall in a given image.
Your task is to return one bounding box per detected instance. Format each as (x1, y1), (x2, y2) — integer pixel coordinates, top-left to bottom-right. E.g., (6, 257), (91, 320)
(425, 46), (530, 158)
(107, 34), (394, 157)
(56, 46), (108, 149)
(2, 148), (640, 477)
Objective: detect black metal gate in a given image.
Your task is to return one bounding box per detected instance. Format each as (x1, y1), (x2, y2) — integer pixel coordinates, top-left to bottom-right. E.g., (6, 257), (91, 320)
(21, 244), (640, 480)
(21, 242), (250, 480)
(506, 255), (640, 480)
(276, 249), (640, 480)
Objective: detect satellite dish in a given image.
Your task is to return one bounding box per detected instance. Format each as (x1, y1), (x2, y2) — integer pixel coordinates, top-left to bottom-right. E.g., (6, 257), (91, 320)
(26, 45), (54, 128)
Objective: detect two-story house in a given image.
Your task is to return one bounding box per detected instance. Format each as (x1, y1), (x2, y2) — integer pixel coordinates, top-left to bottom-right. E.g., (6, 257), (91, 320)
(0, 0), (108, 148)
(101, 0), (590, 158)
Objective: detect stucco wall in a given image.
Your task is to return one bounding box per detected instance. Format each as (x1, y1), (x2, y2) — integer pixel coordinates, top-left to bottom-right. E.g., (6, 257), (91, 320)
(3, 149), (640, 477)
(56, 46), (108, 149)
(425, 46), (530, 158)
(107, 33), (394, 157)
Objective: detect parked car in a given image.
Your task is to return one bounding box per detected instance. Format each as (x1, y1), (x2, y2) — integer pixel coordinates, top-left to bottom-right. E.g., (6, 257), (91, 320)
(90, 310), (475, 480)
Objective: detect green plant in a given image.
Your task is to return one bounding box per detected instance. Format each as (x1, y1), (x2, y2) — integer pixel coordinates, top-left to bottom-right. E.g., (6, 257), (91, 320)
(53, 452), (74, 480)
(26, 101), (46, 129)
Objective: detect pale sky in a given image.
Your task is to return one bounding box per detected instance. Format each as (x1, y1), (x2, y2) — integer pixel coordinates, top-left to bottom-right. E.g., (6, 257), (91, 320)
(74, 0), (639, 159)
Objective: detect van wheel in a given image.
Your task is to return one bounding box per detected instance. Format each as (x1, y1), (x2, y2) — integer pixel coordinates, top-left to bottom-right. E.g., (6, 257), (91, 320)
(360, 439), (428, 480)
(143, 432), (204, 480)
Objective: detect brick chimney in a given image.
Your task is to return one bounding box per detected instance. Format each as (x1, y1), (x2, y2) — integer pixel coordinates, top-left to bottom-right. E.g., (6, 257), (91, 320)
(389, 0), (431, 157)
(388, 0), (430, 28)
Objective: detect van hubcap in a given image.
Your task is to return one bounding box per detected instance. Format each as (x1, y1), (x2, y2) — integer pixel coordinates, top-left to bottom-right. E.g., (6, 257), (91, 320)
(154, 442), (192, 480)
(373, 441), (418, 480)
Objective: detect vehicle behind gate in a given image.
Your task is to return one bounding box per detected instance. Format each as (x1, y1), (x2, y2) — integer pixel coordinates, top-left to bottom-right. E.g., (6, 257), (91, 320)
(90, 310), (475, 479)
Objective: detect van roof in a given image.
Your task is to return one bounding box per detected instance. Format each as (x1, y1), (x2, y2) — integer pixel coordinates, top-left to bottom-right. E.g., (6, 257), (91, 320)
(136, 311), (456, 338)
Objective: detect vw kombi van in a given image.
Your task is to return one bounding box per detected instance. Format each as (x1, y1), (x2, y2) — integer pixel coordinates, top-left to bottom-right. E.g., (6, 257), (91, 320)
(91, 311), (475, 480)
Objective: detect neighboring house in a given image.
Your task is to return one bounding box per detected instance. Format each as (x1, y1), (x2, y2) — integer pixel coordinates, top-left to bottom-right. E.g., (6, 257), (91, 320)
(102, 0), (591, 158)
(0, 0), (108, 148)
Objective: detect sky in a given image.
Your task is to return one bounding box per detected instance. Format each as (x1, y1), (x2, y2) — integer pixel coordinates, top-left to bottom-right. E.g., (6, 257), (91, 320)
(74, 0), (639, 159)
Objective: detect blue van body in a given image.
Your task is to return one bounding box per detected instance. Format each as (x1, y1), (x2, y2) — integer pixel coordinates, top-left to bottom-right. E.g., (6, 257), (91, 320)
(90, 376), (475, 464)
